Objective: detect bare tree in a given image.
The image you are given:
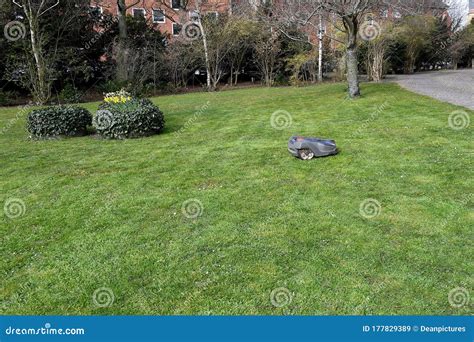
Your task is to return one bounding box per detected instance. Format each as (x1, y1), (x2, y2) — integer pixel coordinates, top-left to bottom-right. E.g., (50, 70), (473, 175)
(12, 0), (59, 104)
(226, 18), (257, 86)
(395, 15), (434, 73)
(115, 0), (141, 82)
(155, 0), (214, 89)
(267, 0), (367, 97)
(164, 39), (200, 89)
(254, 28), (281, 86)
(157, 0), (242, 90)
(268, 0), (442, 97)
(204, 15), (253, 89)
(364, 18), (394, 82)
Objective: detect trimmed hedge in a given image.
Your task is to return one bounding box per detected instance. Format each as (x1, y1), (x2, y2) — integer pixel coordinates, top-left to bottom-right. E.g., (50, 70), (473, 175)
(94, 98), (165, 139)
(27, 106), (92, 139)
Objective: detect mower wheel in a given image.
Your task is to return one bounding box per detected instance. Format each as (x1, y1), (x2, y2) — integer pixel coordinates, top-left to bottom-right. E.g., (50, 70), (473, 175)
(298, 149), (315, 160)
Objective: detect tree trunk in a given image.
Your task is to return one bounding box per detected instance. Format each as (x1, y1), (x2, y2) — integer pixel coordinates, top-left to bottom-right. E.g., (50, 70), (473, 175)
(28, 18), (49, 104)
(202, 35), (211, 90)
(346, 46), (360, 97)
(318, 15), (323, 83)
(369, 43), (385, 83)
(116, 0), (129, 82)
(344, 17), (360, 98)
(197, 17), (212, 90)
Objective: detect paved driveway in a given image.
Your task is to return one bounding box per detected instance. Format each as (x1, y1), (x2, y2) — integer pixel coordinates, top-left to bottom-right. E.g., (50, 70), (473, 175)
(386, 69), (474, 110)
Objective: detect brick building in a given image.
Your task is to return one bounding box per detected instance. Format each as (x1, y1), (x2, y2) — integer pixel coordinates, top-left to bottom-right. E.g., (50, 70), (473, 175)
(90, 0), (237, 37)
(90, 0), (450, 40)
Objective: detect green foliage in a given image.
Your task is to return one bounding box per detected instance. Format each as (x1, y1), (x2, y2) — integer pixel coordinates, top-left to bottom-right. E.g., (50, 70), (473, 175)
(450, 21), (474, 68)
(286, 50), (319, 85)
(1, 0), (106, 103)
(110, 15), (167, 95)
(125, 15), (167, 51)
(27, 105), (92, 138)
(97, 80), (129, 94)
(0, 90), (18, 106)
(58, 84), (83, 104)
(94, 98), (165, 139)
(393, 15), (436, 73)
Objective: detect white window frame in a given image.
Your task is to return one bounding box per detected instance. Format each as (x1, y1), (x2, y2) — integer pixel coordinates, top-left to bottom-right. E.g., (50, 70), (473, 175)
(152, 9), (166, 23)
(171, 0), (181, 10)
(89, 6), (103, 15)
(132, 8), (146, 19)
(172, 23), (182, 36)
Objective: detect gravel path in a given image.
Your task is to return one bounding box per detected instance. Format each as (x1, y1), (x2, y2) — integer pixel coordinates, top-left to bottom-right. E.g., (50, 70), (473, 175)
(386, 69), (474, 110)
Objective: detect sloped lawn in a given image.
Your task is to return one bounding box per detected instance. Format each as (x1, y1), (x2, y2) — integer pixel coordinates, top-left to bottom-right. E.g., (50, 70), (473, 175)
(1, 83), (472, 315)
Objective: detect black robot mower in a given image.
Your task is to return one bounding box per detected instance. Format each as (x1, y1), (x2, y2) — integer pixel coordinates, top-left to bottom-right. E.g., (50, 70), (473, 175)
(288, 136), (338, 160)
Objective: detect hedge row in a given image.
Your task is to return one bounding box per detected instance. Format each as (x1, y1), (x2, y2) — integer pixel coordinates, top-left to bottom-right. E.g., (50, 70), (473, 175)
(27, 98), (165, 139)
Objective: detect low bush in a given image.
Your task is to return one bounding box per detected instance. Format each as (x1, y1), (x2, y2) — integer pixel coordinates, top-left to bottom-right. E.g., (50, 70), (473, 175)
(27, 105), (92, 139)
(94, 92), (165, 139)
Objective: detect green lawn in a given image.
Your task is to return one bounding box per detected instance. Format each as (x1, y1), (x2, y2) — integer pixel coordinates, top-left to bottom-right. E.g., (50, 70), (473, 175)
(1, 83), (472, 315)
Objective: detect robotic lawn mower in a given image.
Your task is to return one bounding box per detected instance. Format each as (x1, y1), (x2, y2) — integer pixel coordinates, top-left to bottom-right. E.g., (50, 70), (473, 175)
(288, 136), (338, 160)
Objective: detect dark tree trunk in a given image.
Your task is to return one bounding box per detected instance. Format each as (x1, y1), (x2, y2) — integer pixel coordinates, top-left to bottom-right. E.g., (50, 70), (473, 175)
(116, 0), (129, 82)
(344, 16), (360, 98)
(346, 46), (360, 97)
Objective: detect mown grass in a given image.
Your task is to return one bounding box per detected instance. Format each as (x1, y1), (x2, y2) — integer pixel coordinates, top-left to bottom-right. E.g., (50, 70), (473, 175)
(1, 83), (472, 315)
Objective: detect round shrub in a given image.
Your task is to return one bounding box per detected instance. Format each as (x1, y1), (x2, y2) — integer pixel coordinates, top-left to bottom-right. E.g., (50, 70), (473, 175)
(27, 105), (92, 139)
(94, 98), (165, 139)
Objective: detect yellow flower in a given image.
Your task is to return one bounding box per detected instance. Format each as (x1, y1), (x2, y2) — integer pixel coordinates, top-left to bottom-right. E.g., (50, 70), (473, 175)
(103, 90), (132, 104)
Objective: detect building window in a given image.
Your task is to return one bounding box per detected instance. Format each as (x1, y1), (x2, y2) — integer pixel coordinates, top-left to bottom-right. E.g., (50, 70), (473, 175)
(171, 0), (182, 10)
(393, 10), (402, 19)
(205, 12), (218, 21)
(133, 8), (146, 19)
(89, 6), (103, 17)
(172, 23), (182, 36)
(153, 9), (165, 23)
